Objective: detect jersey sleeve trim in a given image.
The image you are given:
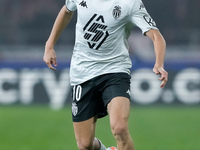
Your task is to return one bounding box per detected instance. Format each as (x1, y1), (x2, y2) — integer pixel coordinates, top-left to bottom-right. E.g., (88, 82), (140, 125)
(65, 5), (74, 12)
(143, 27), (159, 36)
(65, 0), (77, 12)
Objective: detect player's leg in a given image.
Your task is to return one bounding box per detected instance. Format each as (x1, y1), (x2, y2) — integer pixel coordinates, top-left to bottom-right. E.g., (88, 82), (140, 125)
(72, 79), (108, 150)
(73, 116), (101, 150)
(107, 97), (134, 150)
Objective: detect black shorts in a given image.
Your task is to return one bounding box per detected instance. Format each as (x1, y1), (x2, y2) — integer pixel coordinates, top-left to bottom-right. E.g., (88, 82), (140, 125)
(71, 73), (131, 122)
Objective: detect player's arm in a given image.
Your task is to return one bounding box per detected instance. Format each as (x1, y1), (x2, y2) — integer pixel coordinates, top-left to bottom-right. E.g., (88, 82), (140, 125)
(43, 6), (73, 70)
(146, 29), (168, 88)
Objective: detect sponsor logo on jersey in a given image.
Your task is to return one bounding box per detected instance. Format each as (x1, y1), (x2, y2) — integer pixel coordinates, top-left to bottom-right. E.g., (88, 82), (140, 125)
(83, 14), (109, 50)
(79, 0), (88, 8)
(112, 5), (121, 20)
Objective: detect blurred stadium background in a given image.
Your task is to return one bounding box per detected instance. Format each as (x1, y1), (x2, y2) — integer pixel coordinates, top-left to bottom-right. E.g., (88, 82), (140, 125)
(0, 0), (200, 150)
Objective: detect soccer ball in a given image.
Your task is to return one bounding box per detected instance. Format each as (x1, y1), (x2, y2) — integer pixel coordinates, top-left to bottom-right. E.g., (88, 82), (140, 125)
(107, 146), (117, 150)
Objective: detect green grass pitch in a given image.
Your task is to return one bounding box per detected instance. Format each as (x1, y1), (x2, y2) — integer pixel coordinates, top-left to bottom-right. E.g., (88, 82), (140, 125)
(0, 105), (200, 150)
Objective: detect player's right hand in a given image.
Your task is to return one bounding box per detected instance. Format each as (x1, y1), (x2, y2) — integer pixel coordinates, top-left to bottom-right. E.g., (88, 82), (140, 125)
(43, 47), (57, 71)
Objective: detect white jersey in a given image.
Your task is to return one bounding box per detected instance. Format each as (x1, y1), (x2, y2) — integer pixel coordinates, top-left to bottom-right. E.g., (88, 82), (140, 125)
(65, 0), (158, 85)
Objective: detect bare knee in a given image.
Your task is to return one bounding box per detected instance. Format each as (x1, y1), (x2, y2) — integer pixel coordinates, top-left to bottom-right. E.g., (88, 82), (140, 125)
(76, 138), (93, 150)
(111, 123), (129, 142)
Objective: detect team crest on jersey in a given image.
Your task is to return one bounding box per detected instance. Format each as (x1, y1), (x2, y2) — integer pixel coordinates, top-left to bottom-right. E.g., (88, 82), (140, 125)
(72, 102), (78, 116)
(112, 5), (121, 20)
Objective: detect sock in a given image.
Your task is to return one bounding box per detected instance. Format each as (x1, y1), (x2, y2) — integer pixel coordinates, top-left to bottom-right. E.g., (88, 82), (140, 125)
(95, 138), (107, 150)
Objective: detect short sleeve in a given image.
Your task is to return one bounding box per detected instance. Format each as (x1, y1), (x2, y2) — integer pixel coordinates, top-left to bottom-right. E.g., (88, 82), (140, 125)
(131, 0), (158, 35)
(65, 0), (77, 12)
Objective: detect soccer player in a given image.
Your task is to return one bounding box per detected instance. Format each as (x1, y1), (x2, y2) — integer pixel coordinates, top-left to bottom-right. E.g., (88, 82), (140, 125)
(43, 0), (168, 149)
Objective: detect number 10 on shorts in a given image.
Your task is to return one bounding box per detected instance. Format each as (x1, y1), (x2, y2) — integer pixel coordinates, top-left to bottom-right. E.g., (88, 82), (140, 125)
(72, 85), (82, 101)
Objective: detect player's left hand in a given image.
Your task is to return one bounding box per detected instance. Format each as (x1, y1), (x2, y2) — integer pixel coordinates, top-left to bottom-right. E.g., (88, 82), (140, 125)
(153, 66), (168, 88)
